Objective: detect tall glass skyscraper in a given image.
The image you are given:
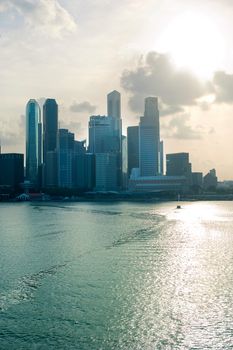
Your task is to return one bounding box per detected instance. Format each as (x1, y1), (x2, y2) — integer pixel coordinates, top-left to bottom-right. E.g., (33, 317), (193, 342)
(26, 99), (41, 185)
(107, 90), (121, 120)
(139, 97), (160, 176)
(107, 90), (122, 188)
(43, 99), (58, 187)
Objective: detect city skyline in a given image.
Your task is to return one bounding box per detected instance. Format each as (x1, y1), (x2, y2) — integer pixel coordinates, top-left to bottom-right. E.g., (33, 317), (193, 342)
(0, 0), (233, 180)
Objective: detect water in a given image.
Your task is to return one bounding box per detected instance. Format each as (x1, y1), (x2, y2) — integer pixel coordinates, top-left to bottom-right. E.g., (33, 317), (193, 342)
(0, 201), (233, 349)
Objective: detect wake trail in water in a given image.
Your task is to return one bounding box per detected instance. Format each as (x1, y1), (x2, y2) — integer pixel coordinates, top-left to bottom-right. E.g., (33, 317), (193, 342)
(0, 263), (67, 312)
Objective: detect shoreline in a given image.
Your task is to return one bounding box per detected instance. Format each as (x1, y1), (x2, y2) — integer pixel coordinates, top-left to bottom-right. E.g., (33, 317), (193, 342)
(1, 193), (233, 203)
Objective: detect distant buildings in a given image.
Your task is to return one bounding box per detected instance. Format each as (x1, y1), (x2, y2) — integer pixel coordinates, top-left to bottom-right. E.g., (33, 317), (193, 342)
(0, 91), (223, 196)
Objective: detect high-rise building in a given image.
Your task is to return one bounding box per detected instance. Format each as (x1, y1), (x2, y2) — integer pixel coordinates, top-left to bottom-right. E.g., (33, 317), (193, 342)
(107, 90), (121, 120)
(43, 99), (58, 187)
(38, 115), (42, 166)
(57, 129), (74, 188)
(127, 126), (139, 178)
(159, 140), (164, 175)
(107, 90), (122, 188)
(192, 172), (203, 192)
(122, 135), (128, 189)
(166, 153), (191, 176)
(88, 116), (113, 153)
(95, 153), (118, 191)
(25, 99), (41, 185)
(203, 169), (218, 190)
(87, 91), (122, 190)
(139, 97), (160, 176)
(166, 152), (192, 188)
(0, 153), (24, 192)
(73, 153), (95, 191)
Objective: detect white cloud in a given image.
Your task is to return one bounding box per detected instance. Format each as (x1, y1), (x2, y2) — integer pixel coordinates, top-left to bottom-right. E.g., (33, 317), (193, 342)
(70, 101), (97, 114)
(0, 0), (77, 37)
(162, 114), (202, 140)
(121, 52), (208, 115)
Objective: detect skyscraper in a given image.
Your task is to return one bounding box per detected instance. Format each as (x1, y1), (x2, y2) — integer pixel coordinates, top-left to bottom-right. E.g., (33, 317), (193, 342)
(127, 126), (139, 178)
(25, 99), (41, 185)
(43, 99), (58, 187)
(166, 152), (192, 189)
(107, 90), (122, 188)
(107, 90), (121, 120)
(58, 129), (74, 188)
(139, 97), (160, 176)
(166, 153), (191, 177)
(159, 140), (164, 175)
(88, 116), (113, 153)
(0, 153), (24, 192)
(95, 153), (118, 191)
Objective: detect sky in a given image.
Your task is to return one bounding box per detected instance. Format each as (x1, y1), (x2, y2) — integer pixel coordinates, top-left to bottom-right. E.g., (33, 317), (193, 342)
(0, 0), (233, 180)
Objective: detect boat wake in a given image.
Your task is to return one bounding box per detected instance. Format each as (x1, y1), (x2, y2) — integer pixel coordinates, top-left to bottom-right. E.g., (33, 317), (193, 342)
(0, 263), (67, 312)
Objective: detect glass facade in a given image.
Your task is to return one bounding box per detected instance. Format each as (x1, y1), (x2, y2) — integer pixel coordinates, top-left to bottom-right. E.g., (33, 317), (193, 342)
(26, 99), (41, 185)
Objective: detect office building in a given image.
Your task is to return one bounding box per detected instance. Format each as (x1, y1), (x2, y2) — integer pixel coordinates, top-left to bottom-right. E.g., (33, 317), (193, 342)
(25, 99), (41, 185)
(88, 116), (113, 153)
(0, 153), (24, 192)
(203, 169), (218, 190)
(128, 169), (186, 193)
(73, 153), (95, 191)
(139, 97), (160, 176)
(166, 152), (192, 187)
(127, 126), (139, 178)
(107, 90), (121, 120)
(122, 135), (128, 189)
(192, 172), (203, 191)
(107, 90), (122, 188)
(95, 153), (118, 191)
(159, 140), (164, 175)
(43, 99), (58, 187)
(58, 129), (74, 188)
(88, 91), (122, 190)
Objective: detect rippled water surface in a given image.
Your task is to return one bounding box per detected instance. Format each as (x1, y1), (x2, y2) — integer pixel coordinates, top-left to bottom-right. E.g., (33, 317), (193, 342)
(0, 201), (233, 349)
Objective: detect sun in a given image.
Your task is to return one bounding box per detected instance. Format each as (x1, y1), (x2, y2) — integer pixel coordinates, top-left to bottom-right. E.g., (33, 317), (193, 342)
(157, 12), (226, 78)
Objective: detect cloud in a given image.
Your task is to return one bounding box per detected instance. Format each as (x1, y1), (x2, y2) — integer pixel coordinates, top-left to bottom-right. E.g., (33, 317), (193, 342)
(70, 101), (97, 114)
(213, 71), (233, 103)
(0, 2), (8, 12)
(162, 114), (202, 140)
(0, 114), (24, 147)
(121, 51), (208, 115)
(60, 120), (81, 132)
(0, 0), (77, 37)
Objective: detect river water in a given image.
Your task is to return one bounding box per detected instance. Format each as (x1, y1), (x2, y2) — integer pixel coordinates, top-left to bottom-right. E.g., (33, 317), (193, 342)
(0, 201), (233, 349)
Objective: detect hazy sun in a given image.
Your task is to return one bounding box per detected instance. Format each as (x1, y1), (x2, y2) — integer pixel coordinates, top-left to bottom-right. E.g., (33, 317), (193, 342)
(158, 12), (226, 78)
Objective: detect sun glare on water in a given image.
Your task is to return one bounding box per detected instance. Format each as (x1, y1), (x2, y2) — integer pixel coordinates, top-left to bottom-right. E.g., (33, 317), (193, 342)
(158, 12), (226, 78)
